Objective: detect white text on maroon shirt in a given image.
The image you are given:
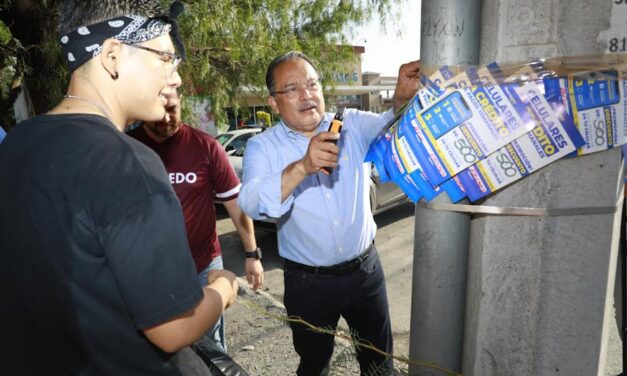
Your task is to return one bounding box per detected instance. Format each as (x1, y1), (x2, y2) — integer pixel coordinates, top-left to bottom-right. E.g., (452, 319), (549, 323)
(169, 172), (198, 184)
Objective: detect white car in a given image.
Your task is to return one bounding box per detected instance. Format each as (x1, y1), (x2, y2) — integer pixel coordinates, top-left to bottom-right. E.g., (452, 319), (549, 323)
(216, 127), (264, 180)
(216, 127), (408, 215)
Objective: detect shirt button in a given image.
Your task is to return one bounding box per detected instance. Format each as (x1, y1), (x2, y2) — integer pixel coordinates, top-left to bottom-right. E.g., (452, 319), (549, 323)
(325, 193), (331, 199)
(333, 220), (338, 226)
(338, 246), (343, 253)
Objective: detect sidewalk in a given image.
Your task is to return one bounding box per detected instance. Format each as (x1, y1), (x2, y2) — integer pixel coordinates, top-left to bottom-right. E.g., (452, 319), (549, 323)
(224, 279), (365, 375)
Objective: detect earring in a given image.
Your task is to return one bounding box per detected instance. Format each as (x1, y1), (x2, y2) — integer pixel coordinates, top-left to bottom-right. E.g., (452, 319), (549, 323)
(111, 72), (119, 80)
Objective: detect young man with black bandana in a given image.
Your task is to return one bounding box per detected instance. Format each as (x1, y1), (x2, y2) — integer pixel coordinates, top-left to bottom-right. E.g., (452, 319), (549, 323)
(0, 1), (238, 374)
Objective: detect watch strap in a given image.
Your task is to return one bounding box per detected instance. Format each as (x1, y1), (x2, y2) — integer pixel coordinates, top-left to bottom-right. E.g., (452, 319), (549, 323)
(245, 247), (262, 260)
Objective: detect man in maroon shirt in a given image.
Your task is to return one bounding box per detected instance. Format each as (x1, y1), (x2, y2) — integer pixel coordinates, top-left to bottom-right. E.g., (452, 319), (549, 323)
(127, 91), (263, 353)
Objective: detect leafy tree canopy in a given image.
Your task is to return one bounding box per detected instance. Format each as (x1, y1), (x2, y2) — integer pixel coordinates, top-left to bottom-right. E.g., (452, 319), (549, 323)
(0, 0), (404, 129)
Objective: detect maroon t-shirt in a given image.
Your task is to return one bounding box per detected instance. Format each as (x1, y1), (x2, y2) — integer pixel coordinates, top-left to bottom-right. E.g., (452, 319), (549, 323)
(127, 124), (240, 272)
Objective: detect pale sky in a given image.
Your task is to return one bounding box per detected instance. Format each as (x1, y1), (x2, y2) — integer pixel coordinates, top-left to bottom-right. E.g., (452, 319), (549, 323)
(351, 1), (422, 76)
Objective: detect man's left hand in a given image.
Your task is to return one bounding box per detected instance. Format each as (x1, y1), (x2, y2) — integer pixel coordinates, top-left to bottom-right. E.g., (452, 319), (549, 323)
(245, 259), (264, 290)
(392, 60), (422, 114)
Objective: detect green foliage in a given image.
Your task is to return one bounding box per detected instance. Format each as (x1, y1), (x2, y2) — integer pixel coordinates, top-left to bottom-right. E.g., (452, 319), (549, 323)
(0, 0), (402, 127)
(0, 20), (10, 44)
(0, 19), (16, 127)
(29, 34), (67, 111)
(0, 20), (13, 96)
(171, 0), (402, 125)
(1, 0), (67, 127)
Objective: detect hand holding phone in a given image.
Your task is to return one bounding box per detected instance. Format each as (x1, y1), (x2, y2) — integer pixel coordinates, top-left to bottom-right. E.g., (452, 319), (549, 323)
(323, 108), (344, 174)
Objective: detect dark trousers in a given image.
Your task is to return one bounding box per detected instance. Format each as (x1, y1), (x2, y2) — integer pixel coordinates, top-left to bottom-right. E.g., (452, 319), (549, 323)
(283, 245), (394, 376)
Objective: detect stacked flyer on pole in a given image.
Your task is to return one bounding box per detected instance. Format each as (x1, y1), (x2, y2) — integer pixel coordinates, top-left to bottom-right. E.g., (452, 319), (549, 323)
(365, 54), (627, 203)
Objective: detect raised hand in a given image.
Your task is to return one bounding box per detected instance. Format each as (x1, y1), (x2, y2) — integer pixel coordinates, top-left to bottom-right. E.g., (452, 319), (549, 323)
(393, 60), (422, 113)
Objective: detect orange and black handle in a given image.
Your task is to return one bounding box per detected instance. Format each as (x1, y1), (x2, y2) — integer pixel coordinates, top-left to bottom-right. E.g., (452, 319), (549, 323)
(323, 108), (344, 174)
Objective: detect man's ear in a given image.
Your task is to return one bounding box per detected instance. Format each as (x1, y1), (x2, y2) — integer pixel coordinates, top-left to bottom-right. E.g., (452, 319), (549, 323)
(268, 95), (279, 114)
(99, 38), (123, 80)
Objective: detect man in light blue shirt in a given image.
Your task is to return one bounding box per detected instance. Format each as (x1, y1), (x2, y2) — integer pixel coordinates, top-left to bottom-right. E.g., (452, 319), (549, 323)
(239, 51), (420, 375)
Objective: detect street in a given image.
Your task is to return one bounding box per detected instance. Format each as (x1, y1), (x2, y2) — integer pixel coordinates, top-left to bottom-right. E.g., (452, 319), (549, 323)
(216, 202), (623, 375)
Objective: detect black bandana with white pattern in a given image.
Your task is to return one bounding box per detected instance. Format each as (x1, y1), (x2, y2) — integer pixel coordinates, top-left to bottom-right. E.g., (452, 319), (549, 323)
(60, 14), (181, 72)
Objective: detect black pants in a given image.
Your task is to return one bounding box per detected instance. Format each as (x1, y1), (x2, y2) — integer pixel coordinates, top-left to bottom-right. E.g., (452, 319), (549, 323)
(283, 245), (394, 376)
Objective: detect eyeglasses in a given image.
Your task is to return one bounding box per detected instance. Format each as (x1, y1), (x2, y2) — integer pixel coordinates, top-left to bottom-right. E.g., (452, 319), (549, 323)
(125, 43), (182, 77)
(271, 78), (322, 98)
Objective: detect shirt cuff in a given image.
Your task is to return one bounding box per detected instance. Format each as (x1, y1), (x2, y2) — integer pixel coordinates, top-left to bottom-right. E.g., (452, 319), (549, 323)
(216, 183), (241, 201)
(381, 108), (395, 124)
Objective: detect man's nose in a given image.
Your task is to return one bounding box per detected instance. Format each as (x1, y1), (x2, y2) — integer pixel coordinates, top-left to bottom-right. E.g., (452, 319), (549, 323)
(298, 85), (313, 100)
(167, 70), (182, 88)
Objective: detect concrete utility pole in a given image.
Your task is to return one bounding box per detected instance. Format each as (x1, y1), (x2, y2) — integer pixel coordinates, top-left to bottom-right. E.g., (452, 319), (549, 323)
(409, 1), (481, 375)
(463, 1), (624, 375)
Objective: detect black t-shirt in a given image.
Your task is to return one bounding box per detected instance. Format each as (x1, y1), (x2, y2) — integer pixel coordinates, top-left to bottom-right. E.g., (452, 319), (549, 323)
(0, 114), (203, 375)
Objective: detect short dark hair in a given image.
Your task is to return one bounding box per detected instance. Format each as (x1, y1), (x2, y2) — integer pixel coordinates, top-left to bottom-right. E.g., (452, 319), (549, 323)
(265, 51), (320, 95)
(57, 0), (164, 35)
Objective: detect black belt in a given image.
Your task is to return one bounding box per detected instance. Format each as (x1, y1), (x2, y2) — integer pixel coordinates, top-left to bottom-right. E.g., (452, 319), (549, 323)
(283, 243), (374, 275)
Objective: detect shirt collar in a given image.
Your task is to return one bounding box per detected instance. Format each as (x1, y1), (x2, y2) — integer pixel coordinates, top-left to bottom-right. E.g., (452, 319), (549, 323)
(278, 114), (331, 140)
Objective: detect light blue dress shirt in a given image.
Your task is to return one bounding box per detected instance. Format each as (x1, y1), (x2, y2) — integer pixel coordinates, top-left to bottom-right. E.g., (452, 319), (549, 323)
(238, 109), (394, 266)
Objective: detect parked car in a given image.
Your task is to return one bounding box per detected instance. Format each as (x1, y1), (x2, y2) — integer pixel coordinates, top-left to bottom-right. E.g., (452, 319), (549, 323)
(216, 128), (408, 216)
(369, 166), (410, 215)
(216, 128), (264, 180)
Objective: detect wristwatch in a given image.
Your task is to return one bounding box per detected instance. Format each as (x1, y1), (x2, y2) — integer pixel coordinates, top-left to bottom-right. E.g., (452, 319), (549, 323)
(245, 247), (262, 260)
